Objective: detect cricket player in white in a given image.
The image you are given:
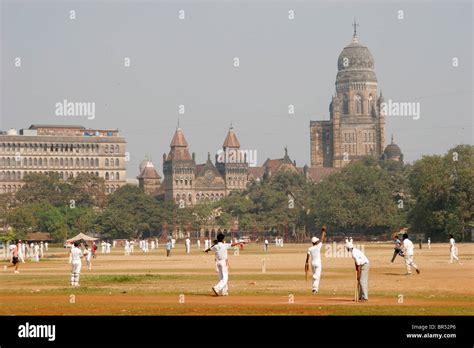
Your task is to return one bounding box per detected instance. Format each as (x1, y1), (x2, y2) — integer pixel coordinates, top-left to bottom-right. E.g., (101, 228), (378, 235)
(83, 245), (92, 270)
(101, 241), (106, 254)
(449, 234), (461, 264)
(427, 238), (431, 249)
(33, 243), (40, 262)
(346, 241), (370, 301)
(45, 242), (48, 251)
(305, 226), (326, 294)
(18, 240), (25, 263)
(204, 234), (242, 296)
(69, 241), (83, 286)
(106, 241), (111, 254)
(197, 239), (201, 250)
(185, 238), (191, 254)
(402, 234), (420, 275)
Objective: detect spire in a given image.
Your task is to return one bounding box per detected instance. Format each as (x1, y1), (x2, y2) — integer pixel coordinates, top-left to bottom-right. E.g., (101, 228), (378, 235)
(284, 146), (289, 158)
(170, 127), (188, 147)
(167, 127), (192, 161)
(223, 125), (241, 149)
(391, 134), (394, 144)
(352, 18), (359, 40)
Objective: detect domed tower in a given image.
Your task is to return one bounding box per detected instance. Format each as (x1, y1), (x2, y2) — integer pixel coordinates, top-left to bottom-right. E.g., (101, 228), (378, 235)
(310, 20), (386, 168)
(382, 135), (403, 163)
(162, 126), (196, 205)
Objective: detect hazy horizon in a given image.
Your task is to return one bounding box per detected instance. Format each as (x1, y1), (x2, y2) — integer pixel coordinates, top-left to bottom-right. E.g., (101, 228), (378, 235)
(1, 0), (472, 179)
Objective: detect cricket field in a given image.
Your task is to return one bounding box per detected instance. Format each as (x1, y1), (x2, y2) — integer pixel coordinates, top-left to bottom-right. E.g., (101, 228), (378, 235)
(1, 242), (473, 316)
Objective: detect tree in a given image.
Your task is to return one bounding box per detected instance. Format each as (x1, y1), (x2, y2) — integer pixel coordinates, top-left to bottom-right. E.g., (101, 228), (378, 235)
(408, 145), (474, 241)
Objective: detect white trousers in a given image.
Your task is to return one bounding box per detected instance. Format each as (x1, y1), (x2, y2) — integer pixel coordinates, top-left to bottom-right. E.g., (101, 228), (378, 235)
(404, 254), (418, 273)
(312, 262), (322, 292)
(71, 261), (81, 286)
(214, 260), (229, 294)
(450, 248), (459, 262)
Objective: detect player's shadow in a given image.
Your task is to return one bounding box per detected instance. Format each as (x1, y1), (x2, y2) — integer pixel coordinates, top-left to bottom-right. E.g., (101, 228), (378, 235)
(382, 272), (405, 276)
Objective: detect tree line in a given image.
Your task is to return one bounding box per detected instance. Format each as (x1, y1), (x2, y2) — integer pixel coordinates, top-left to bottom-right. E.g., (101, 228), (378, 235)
(0, 145), (471, 242)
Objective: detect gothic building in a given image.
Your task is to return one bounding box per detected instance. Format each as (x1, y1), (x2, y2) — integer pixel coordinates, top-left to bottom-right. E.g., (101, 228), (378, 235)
(310, 23), (388, 168)
(137, 127), (335, 205)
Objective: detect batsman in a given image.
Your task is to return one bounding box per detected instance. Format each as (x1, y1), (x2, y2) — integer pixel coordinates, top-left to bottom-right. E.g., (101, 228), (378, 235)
(305, 225), (326, 294)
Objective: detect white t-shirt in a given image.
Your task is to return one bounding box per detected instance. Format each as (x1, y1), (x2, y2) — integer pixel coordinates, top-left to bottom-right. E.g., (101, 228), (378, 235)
(211, 242), (232, 261)
(264, 240), (269, 245)
(307, 243), (323, 264)
(185, 239), (191, 246)
(70, 247), (82, 263)
(351, 248), (369, 266)
(449, 238), (456, 250)
(403, 239), (414, 256)
(84, 249), (91, 261)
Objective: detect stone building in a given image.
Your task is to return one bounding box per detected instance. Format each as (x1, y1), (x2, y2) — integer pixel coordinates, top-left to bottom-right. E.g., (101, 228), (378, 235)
(0, 124), (126, 193)
(310, 23), (386, 168)
(139, 126), (335, 205)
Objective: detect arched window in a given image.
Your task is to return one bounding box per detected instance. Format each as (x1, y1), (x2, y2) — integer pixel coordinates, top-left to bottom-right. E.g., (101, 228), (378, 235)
(111, 172), (115, 181)
(343, 94), (349, 114)
(115, 159), (119, 167)
(368, 94), (374, 114)
(105, 159), (109, 167)
(105, 172), (109, 180)
(355, 95), (362, 114)
(116, 172), (119, 181)
(105, 145), (109, 154)
(95, 158), (99, 167)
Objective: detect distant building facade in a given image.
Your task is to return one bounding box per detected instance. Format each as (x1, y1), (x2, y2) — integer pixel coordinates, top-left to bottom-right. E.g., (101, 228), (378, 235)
(0, 125), (126, 193)
(310, 24), (391, 168)
(138, 126), (335, 205)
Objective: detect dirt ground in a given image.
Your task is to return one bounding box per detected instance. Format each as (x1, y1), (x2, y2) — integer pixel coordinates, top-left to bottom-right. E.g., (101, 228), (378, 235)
(1, 242), (473, 315)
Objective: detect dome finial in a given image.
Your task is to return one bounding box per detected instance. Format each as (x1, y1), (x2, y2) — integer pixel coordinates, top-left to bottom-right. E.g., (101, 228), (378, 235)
(391, 134), (394, 144)
(352, 18), (359, 39)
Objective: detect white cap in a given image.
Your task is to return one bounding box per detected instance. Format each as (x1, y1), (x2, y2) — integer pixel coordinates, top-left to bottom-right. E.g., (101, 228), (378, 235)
(311, 237), (319, 243)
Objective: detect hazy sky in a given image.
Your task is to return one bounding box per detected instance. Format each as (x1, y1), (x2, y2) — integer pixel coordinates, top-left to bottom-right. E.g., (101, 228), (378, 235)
(1, 0), (472, 178)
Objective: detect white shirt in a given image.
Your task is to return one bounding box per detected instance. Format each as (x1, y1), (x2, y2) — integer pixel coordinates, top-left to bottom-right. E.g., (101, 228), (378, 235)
(211, 242), (232, 261)
(185, 239), (191, 246)
(70, 247), (82, 263)
(84, 249), (91, 261)
(449, 238), (456, 250)
(264, 240), (269, 245)
(308, 243), (323, 264)
(403, 239), (414, 256)
(351, 248), (369, 266)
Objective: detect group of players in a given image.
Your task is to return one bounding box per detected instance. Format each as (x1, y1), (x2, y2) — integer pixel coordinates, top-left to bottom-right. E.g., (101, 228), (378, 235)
(3, 230), (463, 301)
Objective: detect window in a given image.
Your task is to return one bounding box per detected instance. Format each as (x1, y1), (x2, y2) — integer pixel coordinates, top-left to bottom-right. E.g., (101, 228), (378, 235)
(355, 95), (362, 114)
(116, 172), (119, 180)
(115, 159), (119, 167)
(343, 94), (349, 114)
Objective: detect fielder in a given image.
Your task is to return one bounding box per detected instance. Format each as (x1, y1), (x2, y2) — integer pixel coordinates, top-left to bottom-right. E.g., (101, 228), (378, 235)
(390, 235), (404, 263)
(402, 233), (420, 275)
(305, 226), (326, 294)
(185, 237), (191, 254)
(69, 241), (83, 286)
(346, 241), (369, 301)
(106, 241), (111, 254)
(264, 239), (269, 252)
(83, 244), (92, 270)
(449, 234), (461, 264)
(204, 234), (242, 296)
(17, 240), (25, 263)
(428, 237), (431, 249)
(166, 239), (172, 257)
(4, 241), (20, 273)
(101, 241), (106, 254)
